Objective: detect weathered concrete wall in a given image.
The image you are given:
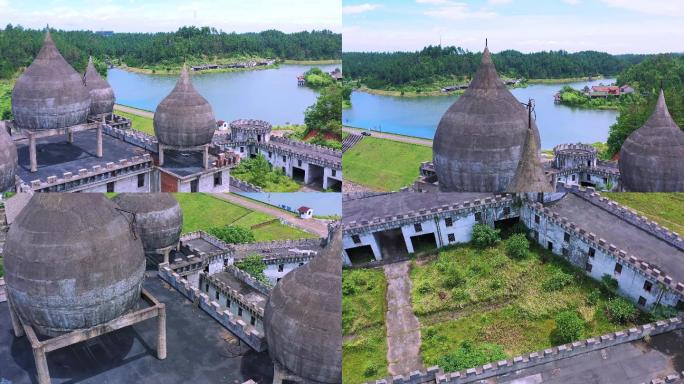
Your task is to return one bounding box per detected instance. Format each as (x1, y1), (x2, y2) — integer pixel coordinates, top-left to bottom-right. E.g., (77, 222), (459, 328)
(177, 169), (230, 193)
(200, 273), (264, 334)
(80, 172), (151, 193)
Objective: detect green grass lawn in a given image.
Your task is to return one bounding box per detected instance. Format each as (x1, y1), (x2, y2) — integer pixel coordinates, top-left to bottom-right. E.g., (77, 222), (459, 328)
(174, 193), (315, 241)
(603, 193), (684, 235)
(411, 241), (644, 367)
(342, 137), (432, 191)
(342, 268), (388, 384)
(113, 108), (155, 136)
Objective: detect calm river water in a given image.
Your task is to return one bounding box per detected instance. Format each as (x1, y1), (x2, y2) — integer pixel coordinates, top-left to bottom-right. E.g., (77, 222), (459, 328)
(236, 192), (342, 216)
(108, 64), (338, 125)
(342, 78), (618, 149)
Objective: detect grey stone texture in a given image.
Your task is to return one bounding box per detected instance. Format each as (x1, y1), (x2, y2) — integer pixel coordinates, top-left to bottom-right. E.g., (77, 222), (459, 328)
(84, 56), (115, 115)
(0, 122), (18, 191)
(112, 193), (183, 252)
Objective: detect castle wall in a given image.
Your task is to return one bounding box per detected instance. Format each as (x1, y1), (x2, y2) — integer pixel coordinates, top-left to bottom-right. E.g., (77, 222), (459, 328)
(79, 171), (152, 193)
(200, 274), (264, 334)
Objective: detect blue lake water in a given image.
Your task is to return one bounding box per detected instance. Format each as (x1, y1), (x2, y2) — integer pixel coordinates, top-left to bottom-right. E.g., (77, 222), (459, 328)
(236, 192), (341, 216)
(342, 78), (619, 149)
(108, 64), (338, 125)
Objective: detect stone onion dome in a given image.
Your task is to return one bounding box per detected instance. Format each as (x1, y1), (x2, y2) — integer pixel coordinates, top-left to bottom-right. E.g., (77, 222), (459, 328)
(153, 66), (216, 147)
(507, 124), (554, 192)
(112, 193), (183, 252)
(433, 45), (538, 192)
(619, 90), (684, 192)
(263, 226), (342, 383)
(3, 194), (146, 337)
(0, 124), (18, 192)
(11, 30), (90, 130)
(84, 56), (115, 115)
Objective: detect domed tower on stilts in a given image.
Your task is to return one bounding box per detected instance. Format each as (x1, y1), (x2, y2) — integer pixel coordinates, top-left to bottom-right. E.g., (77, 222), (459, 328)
(433, 41), (540, 192)
(263, 223), (342, 384)
(10, 29), (106, 173)
(153, 65), (217, 170)
(618, 89), (684, 192)
(84, 56), (115, 118)
(0, 121), (18, 192)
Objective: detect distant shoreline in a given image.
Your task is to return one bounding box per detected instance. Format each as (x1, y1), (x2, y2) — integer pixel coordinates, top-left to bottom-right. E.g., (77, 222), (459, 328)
(114, 59), (340, 76)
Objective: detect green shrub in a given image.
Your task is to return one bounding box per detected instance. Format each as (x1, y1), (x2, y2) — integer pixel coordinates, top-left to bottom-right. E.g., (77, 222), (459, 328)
(208, 225), (255, 244)
(417, 281), (433, 294)
(510, 221), (529, 235)
(600, 274), (619, 297)
(436, 341), (507, 372)
(342, 279), (357, 295)
(442, 264), (465, 289)
(234, 254), (269, 285)
(605, 297), (638, 324)
(586, 289), (601, 306)
(505, 233), (529, 259)
(471, 224), (500, 248)
(542, 270), (574, 291)
(650, 305), (679, 321)
(363, 362), (380, 377)
(554, 311), (585, 343)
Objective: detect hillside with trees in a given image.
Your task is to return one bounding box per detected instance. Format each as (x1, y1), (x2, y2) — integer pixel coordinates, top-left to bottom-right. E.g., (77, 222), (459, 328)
(0, 25), (341, 79)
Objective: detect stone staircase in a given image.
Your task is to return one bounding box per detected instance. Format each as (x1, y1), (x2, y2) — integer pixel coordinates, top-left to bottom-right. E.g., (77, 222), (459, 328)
(342, 133), (364, 152)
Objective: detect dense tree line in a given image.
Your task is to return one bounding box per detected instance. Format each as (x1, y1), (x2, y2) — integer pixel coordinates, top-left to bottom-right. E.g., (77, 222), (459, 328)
(606, 54), (684, 156)
(0, 25), (341, 79)
(343, 46), (644, 89)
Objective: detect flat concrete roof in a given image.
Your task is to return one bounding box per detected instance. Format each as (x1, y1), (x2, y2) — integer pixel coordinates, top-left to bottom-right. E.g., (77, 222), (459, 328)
(184, 238), (224, 254)
(343, 192), (491, 226)
(547, 193), (684, 282)
(159, 150), (220, 178)
(213, 271), (268, 311)
(496, 330), (684, 384)
(0, 276), (273, 383)
(14, 131), (148, 183)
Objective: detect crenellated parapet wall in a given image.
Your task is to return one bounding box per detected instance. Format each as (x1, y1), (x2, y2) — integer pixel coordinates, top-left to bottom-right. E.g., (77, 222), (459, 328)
(202, 272), (265, 317)
(158, 266), (266, 352)
(224, 265), (273, 295)
(229, 177), (263, 192)
(367, 317), (684, 384)
(344, 194), (514, 236)
(258, 136), (342, 169)
(103, 124), (158, 153)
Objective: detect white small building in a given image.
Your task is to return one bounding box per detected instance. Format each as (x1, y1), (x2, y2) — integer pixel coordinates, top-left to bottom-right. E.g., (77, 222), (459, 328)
(298, 206), (313, 219)
(216, 120), (229, 131)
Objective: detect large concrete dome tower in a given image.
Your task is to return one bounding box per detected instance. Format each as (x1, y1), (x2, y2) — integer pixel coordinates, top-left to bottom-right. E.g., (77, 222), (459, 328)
(11, 30), (91, 130)
(263, 226), (342, 384)
(84, 56), (115, 116)
(619, 90), (684, 192)
(433, 45), (538, 192)
(0, 123), (18, 192)
(3, 194), (146, 336)
(112, 193), (183, 253)
(153, 66), (216, 147)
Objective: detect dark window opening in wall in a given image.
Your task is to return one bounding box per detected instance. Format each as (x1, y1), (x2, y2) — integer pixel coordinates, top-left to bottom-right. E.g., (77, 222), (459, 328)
(298, 160), (302, 167)
(588, 247), (595, 257)
(278, 264), (284, 272)
(238, 308), (243, 316)
(475, 212), (482, 222)
(535, 214), (540, 224)
(215, 291), (219, 300)
(351, 235), (361, 244)
(240, 146), (244, 153)
(547, 241), (553, 251)
(281, 166), (286, 173)
(204, 265), (209, 273)
(614, 263), (622, 275)
(250, 316), (256, 326)
(414, 223), (422, 232)
(643, 281), (653, 292)
(137, 173), (145, 188)
(332, 169), (337, 177)
(445, 217), (453, 227)
(282, 155), (286, 162)
(503, 207), (511, 215)
(564, 232), (570, 242)
(226, 298), (231, 308)
(191, 179), (199, 193)
(585, 263), (593, 272)
(277, 278), (281, 282)
(214, 172), (222, 187)
(638, 296), (647, 306)
(532, 230), (538, 241)
(205, 284), (209, 292)
(562, 248), (569, 257)
(299, 262), (304, 266)
(571, 174), (576, 181)
(448, 233), (455, 242)
(587, 173), (591, 181)
(106, 181), (115, 193)
(603, 177), (608, 184)
(677, 300), (684, 311)
(268, 151), (272, 158)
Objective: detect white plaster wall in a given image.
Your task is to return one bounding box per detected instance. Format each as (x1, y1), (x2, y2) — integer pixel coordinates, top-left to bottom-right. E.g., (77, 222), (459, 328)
(343, 232), (382, 265)
(264, 260), (307, 284)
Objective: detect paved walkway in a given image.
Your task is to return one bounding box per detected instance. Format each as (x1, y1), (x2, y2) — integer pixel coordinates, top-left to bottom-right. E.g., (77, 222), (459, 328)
(213, 193), (329, 237)
(114, 104), (154, 119)
(383, 261), (424, 376)
(343, 126), (432, 147)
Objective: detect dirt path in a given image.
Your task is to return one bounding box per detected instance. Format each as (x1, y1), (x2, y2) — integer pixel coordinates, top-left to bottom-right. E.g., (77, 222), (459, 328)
(383, 261), (423, 376)
(114, 104), (154, 119)
(213, 193), (329, 237)
(343, 126), (433, 147)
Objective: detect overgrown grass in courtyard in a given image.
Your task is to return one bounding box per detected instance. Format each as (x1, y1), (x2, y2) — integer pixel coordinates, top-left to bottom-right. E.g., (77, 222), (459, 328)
(603, 193), (684, 235)
(342, 268), (388, 384)
(174, 193), (315, 241)
(113, 108), (156, 136)
(411, 239), (648, 369)
(342, 137), (432, 191)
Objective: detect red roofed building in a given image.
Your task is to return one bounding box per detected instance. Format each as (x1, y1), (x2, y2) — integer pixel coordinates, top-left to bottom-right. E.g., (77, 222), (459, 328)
(589, 85), (620, 98)
(297, 206), (313, 219)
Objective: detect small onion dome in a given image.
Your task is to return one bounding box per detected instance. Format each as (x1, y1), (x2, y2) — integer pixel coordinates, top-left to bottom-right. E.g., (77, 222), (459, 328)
(153, 66), (216, 147)
(507, 126), (554, 192)
(84, 56), (115, 115)
(0, 123), (18, 192)
(112, 193), (183, 252)
(11, 30), (90, 130)
(263, 226), (342, 383)
(433, 46), (538, 192)
(3, 194), (145, 337)
(619, 90), (684, 192)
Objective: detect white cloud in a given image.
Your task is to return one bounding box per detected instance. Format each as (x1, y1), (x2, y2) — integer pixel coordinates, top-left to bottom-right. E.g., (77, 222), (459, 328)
(488, 0), (513, 4)
(342, 3), (380, 15)
(600, 0), (684, 16)
(423, 2), (497, 20)
(563, 0), (580, 4)
(416, 0), (453, 4)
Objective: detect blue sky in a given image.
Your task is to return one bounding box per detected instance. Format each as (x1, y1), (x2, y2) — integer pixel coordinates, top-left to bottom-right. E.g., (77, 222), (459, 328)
(343, 0), (684, 53)
(0, 0), (341, 33)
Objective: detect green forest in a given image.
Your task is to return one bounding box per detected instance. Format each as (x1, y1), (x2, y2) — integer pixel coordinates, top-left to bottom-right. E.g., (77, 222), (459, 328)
(0, 25), (341, 79)
(343, 45), (647, 91)
(606, 54), (684, 157)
